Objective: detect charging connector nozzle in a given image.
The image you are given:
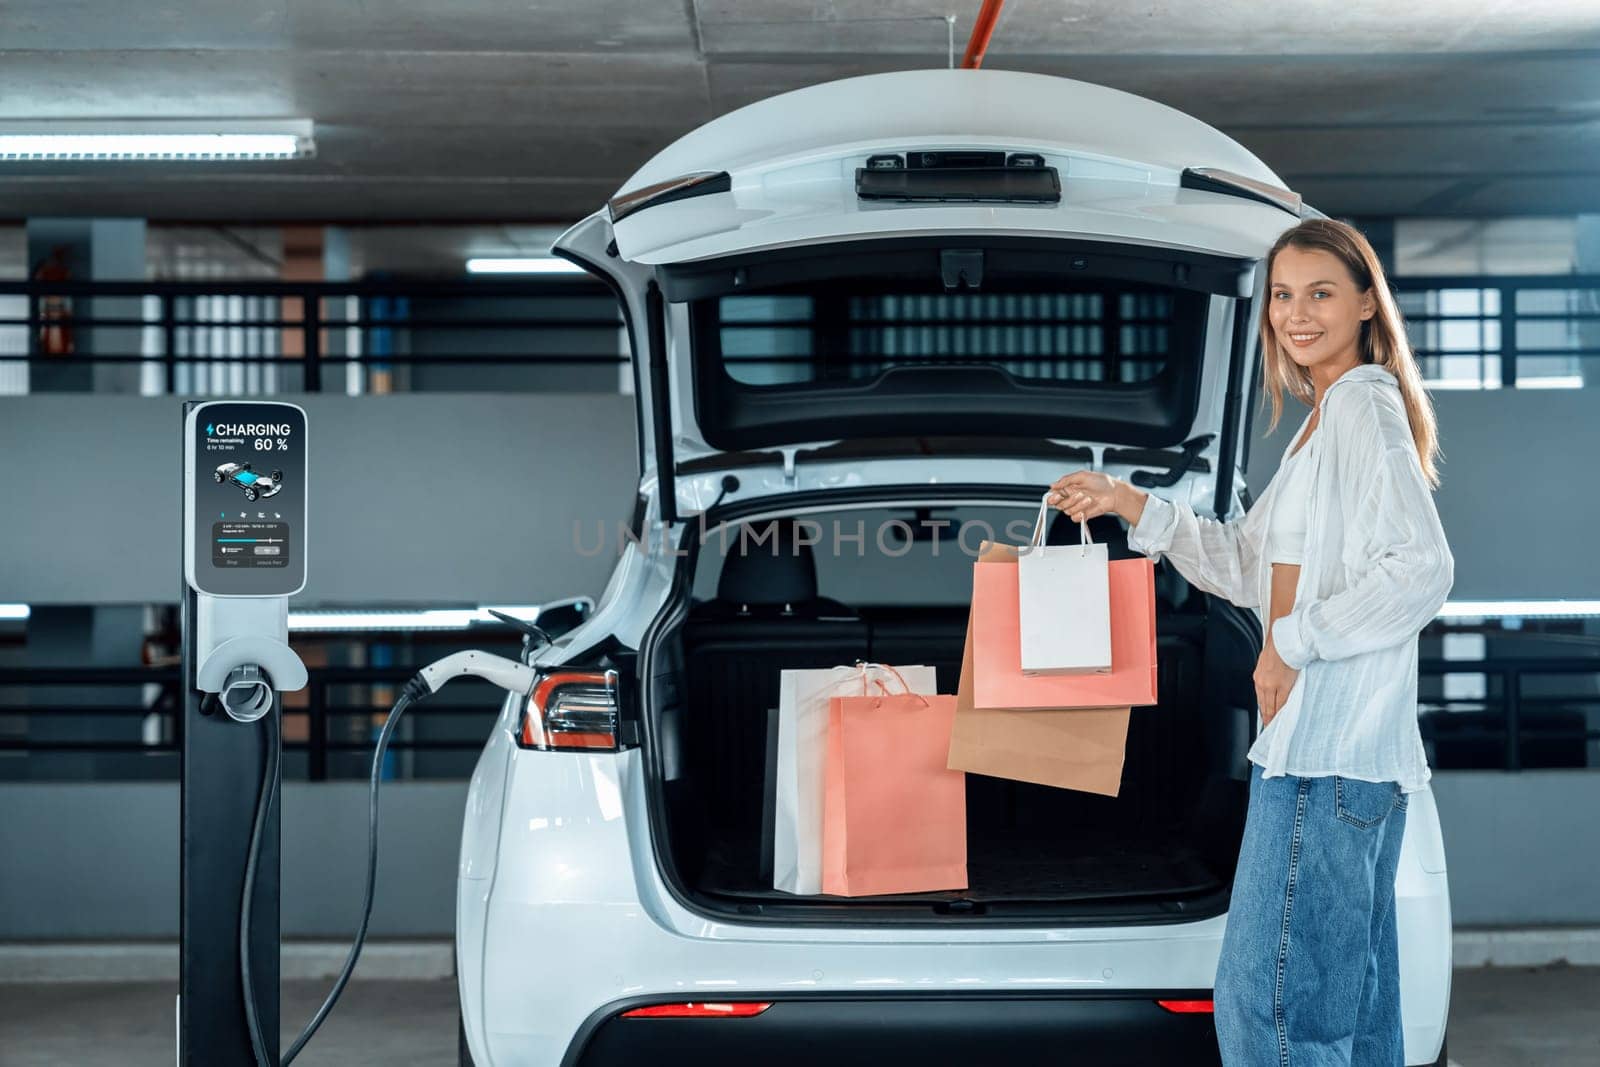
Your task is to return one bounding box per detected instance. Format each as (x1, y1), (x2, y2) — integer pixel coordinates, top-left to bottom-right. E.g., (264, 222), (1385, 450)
(220, 664), (274, 723)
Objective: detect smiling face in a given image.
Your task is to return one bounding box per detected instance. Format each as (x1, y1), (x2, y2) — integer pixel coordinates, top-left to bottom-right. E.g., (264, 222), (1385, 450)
(1267, 245), (1376, 376)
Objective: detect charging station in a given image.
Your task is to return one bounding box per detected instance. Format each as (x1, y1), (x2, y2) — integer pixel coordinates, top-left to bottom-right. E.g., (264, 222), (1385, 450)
(180, 400), (308, 1065)
(175, 399), (550, 1065)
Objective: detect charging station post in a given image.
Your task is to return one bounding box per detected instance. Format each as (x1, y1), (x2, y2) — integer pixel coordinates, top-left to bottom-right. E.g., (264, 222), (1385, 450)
(175, 399), (545, 1064)
(180, 400), (308, 1065)
(180, 582), (282, 1062)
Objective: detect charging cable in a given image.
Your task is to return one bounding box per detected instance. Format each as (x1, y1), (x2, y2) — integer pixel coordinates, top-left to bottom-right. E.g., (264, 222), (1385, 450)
(206, 663), (280, 1067)
(235, 651), (539, 1065)
(240, 681), (278, 1067)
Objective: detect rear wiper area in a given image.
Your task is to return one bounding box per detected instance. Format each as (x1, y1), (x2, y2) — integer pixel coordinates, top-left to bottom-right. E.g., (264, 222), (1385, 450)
(675, 437), (1094, 477)
(675, 435), (1213, 488)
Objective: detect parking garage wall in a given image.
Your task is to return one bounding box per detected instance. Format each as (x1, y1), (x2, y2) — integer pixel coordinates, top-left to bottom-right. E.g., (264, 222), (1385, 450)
(0, 393), (638, 607)
(1246, 383), (1600, 600)
(0, 772), (1595, 938)
(2, 385), (1596, 606)
(3, 386), (1599, 936)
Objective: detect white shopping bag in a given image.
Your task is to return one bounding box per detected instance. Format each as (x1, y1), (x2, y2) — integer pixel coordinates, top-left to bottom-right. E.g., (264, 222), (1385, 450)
(1016, 492), (1112, 675)
(773, 662), (938, 895)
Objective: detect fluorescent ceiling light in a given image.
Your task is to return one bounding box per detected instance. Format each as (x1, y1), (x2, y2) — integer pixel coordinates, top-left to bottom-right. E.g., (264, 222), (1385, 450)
(1514, 376), (1584, 390)
(1437, 600), (1600, 620)
(1424, 379), (1501, 391)
(0, 119), (314, 160)
(0, 604), (30, 621)
(288, 605), (546, 632)
(466, 257), (585, 275)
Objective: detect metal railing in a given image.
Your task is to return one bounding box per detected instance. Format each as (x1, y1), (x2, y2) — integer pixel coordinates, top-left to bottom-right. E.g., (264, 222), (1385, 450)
(1394, 274), (1600, 388)
(1417, 655), (1600, 771)
(2, 652), (1595, 780)
(0, 273), (1593, 396)
(0, 276), (624, 396)
(0, 664), (505, 781)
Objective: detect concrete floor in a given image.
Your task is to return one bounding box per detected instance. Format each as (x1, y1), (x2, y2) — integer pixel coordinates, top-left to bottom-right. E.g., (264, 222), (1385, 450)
(2, 966), (1597, 1065)
(1, 978), (458, 1066)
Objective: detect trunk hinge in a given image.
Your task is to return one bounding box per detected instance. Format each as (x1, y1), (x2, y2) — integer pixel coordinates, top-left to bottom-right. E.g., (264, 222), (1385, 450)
(1122, 435), (1213, 489)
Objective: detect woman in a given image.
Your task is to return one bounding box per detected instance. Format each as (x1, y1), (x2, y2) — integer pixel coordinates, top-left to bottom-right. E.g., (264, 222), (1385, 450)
(1047, 218), (1453, 1066)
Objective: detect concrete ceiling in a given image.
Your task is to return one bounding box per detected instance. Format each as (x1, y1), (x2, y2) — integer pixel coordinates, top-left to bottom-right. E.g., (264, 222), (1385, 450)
(1, 0), (1598, 225)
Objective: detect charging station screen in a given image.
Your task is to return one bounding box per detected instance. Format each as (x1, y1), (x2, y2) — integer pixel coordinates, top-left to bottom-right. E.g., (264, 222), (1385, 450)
(188, 402), (307, 597)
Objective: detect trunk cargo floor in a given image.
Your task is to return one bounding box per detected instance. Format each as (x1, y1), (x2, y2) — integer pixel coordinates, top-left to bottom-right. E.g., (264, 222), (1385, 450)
(694, 826), (1221, 904)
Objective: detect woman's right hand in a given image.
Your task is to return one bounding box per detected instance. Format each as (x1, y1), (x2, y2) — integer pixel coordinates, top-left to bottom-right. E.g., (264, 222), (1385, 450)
(1047, 470), (1123, 525)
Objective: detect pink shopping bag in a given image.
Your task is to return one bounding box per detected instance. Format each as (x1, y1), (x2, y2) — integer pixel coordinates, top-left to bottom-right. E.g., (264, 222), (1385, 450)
(971, 540), (1158, 711)
(820, 667), (967, 897)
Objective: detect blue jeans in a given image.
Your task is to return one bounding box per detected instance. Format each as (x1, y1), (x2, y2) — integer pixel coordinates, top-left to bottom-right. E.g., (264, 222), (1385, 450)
(1214, 763), (1410, 1066)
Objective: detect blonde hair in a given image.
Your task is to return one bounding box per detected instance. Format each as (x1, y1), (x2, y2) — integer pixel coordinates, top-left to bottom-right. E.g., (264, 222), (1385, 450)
(1257, 218), (1443, 490)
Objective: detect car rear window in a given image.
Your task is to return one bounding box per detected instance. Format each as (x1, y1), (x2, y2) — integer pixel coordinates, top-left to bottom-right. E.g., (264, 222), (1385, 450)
(666, 237), (1246, 453)
(708, 284), (1185, 388)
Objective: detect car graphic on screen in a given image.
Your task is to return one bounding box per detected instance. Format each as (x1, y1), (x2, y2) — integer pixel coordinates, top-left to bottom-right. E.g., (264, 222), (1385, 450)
(213, 462), (283, 502)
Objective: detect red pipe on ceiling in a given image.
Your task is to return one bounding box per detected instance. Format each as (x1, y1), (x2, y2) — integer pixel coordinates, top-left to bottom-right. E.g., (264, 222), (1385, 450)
(960, 0), (1006, 70)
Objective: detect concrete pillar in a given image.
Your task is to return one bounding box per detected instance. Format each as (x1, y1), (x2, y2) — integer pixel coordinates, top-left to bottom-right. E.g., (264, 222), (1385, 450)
(1572, 216), (1600, 397)
(276, 225), (357, 393)
(1348, 216), (1396, 278)
(25, 218), (147, 394)
(321, 227), (368, 394)
(14, 221), (153, 779)
(4, 605), (150, 781)
(1577, 217), (1599, 438)
(323, 226), (351, 282)
(1576, 215), (1600, 269)
(278, 226), (323, 392)
(1557, 217), (1596, 639)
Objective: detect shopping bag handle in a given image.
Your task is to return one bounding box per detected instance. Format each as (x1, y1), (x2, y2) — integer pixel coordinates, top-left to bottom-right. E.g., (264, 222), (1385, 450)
(850, 660), (931, 707)
(821, 661), (901, 697)
(1031, 491), (1093, 550)
(829, 661), (889, 696)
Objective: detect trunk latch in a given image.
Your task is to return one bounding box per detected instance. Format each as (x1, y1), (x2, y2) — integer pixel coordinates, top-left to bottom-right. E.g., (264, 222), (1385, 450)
(940, 249), (984, 291)
(934, 898), (986, 916)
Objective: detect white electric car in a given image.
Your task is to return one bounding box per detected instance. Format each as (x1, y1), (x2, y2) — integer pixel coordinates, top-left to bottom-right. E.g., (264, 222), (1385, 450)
(456, 69), (1451, 1066)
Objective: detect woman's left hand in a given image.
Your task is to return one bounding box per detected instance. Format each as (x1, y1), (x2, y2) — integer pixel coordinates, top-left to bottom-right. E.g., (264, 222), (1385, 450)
(1254, 636), (1300, 727)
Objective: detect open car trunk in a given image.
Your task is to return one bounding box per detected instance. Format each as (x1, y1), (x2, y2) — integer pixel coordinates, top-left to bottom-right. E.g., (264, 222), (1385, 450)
(644, 498), (1264, 924)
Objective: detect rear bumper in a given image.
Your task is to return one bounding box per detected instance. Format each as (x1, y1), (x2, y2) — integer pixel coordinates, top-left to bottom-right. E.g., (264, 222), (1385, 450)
(466, 752), (1450, 1067)
(563, 992), (1220, 1067)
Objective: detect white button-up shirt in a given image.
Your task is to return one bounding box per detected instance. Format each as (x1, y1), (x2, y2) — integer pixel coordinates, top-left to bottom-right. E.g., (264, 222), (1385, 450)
(1126, 363), (1454, 792)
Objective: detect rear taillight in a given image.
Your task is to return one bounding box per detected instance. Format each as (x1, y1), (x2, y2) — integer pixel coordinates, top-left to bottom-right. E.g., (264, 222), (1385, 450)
(621, 1002), (772, 1019)
(518, 669), (621, 751)
(1156, 999), (1215, 1013)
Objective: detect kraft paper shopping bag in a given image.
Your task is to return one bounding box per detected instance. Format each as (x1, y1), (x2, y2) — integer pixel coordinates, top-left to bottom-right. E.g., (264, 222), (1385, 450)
(948, 601), (1130, 797)
(821, 666), (966, 897)
(1018, 493), (1112, 674)
(773, 663), (937, 895)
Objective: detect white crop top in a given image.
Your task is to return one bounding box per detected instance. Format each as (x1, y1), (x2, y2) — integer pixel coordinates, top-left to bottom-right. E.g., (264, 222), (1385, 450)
(1267, 441), (1314, 565)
